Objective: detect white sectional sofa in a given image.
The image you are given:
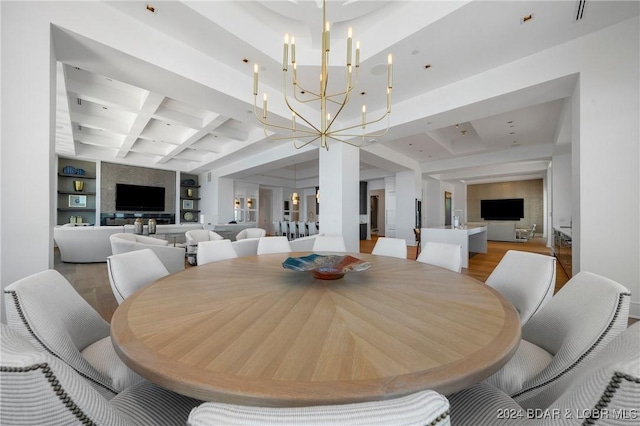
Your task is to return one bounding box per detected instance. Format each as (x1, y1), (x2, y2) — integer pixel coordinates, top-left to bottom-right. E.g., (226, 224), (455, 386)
(54, 223), (205, 264)
(54, 225), (125, 263)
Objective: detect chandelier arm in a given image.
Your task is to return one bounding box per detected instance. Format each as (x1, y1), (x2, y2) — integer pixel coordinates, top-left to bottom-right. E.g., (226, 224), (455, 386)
(325, 134), (363, 147)
(331, 127), (391, 139)
(324, 62), (359, 101)
(293, 136), (322, 149)
(264, 132), (320, 141)
(294, 83), (321, 100)
(329, 109), (390, 135)
(326, 89), (351, 132)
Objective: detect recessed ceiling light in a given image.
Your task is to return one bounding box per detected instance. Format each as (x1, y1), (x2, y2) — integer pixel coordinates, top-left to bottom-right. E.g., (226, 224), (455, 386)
(242, 58), (249, 64)
(424, 64), (432, 69)
(146, 4), (156, 13)
(166, 123), (171, 126)
(102, 106), (107, 110)
(507, 120), (514, 124)
(521, 13), (534, 24)
(360, 92), (366, 95)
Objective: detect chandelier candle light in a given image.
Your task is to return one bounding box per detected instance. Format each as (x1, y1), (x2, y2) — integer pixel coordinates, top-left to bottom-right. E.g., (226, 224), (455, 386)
(253, 0), (392, 150)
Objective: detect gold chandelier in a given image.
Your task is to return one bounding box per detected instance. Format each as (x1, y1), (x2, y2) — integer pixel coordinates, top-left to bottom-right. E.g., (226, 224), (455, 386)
(253, 0), (392, 150)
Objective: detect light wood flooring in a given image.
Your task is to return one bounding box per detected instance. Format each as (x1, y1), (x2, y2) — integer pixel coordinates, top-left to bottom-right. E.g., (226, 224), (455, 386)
(55, 235), (570, 323)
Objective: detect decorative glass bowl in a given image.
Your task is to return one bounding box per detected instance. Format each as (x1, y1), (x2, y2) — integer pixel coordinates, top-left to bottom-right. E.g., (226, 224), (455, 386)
(283, 254), (371, 280)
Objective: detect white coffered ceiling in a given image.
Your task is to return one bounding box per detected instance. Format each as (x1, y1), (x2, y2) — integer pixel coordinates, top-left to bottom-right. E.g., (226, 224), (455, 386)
(54, 1), (639, 186)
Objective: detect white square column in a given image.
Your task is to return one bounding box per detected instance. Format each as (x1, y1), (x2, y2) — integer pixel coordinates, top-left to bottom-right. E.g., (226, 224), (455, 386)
(318, 143), (360, 252)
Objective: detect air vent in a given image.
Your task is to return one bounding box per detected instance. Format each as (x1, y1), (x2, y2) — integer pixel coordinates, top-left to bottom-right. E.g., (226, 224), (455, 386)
(576, 0), (586, 21)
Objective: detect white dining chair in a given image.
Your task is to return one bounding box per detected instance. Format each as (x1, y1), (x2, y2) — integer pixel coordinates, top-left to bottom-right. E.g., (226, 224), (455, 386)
(483, 271), (630, 408)
(485, 250), (556, 325)
(450, 322), (639, 425)
(3, 270), (144, 397)
(257, 236), (292, 255)
(297, 221), (307, 238)
(197, 239), (238, 265)
(1, 324), (201, 425)
(279, 221), (289, 239)
(371, 237), (407, 259)
(286, 221), (296, 240)
(312, 235), (347, 253)
(107, 249), (169, 304)
(231, 238), (260, 257)
(187, 390), (450, 426)
(272, 221), (281, 236)
(417, 241), (462, 273)
(308, 222), (318, 235)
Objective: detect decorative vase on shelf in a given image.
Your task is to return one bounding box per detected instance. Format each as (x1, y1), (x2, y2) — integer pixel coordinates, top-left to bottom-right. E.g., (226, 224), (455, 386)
(187, 188), (194, 198)
(73, 181), (84, 192)
(134, 218), (144, 235)
(148, 218), (157, 234)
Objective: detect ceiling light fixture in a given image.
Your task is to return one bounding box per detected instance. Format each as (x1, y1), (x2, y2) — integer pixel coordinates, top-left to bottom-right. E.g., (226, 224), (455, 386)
(252, 0), (392, 150)
(521, 13), (534, 23)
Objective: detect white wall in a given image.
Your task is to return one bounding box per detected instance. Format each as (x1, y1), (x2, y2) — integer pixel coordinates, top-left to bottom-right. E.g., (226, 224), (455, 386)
(551, 152), (572, 228)
(574, 18), (639, 317)
(395, 171), (418, 245)
(1, 2), (57, 322)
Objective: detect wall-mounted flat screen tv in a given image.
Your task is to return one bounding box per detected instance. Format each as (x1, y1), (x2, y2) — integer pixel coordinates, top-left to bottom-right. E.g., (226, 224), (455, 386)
(480, 198), (524, 220)
(116, 183), (165, 211)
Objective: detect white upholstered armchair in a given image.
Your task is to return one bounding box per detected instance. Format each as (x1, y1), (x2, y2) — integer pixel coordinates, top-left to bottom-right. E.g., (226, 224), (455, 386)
(110, 233), (185, 274)
(0, 324), (201, 425)
(235, 227), (266, 240)
(483, 271), (630, 409)
(449, 322), (639, 425)
(485, 250), (556, 325)
(3, 270), (144, 398)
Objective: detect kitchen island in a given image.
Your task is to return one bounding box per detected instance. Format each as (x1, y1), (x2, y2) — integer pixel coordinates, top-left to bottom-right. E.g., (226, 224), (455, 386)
(421, 225), (488, 268)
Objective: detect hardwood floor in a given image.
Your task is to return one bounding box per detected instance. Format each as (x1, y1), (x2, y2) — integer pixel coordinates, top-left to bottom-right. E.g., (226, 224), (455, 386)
(54, 236), (569, 323)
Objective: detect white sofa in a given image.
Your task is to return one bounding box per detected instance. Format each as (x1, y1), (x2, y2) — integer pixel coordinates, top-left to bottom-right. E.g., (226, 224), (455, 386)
(486, 221), (517, 242)
(110, 233), (185, 274)
(54, 225), (125, 263)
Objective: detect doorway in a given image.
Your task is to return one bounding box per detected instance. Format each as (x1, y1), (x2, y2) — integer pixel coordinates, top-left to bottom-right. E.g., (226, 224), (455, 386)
(258, 188), (272, 233)
(369, 189), (385, 236)
(444, 191), (452, 226)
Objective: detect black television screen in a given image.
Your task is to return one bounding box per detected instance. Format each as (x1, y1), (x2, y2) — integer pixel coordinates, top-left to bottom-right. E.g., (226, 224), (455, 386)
(116, 183), (165, 211)
(481, 198), (524, 220)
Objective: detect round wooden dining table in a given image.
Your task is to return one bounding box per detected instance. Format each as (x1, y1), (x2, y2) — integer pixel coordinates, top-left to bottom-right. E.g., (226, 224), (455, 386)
(111, 252), (520, 407)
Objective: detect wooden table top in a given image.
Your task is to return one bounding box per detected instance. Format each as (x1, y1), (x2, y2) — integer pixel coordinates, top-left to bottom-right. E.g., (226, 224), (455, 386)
(111, 252), (520, 407)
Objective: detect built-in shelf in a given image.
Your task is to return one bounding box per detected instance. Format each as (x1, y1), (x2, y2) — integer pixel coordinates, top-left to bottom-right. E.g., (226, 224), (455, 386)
(58, 191), (97, 195)
(180, 174), (200, 224)
(57, 158), (98, 225)
(58, 173), (96, 179)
